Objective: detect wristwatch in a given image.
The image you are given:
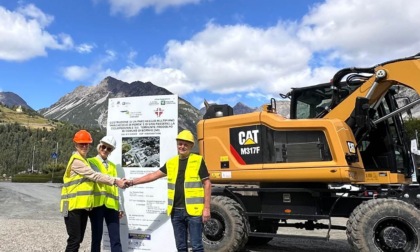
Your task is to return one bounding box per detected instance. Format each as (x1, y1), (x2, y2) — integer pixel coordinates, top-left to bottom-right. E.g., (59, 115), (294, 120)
(113, 179), (117, 186)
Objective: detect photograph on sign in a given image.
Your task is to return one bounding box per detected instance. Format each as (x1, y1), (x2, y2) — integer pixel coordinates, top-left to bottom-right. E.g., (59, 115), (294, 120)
(122, 137), (160, 168)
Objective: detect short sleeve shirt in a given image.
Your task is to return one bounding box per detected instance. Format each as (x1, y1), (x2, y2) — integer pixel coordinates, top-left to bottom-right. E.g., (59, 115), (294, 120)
(160, 156), (209, 208)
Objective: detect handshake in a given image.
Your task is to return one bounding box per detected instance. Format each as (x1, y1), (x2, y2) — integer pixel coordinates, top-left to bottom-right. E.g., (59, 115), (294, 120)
(114, 178), (135, 189)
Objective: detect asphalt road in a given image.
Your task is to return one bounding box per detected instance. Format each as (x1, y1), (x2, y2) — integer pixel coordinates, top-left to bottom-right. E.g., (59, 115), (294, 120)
(0, 182), (352, 252)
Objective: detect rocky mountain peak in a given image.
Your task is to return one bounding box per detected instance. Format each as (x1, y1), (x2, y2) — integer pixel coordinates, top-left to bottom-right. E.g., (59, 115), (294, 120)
(40, 77), (201, 134)
(233, 102), (256, 114)
(0, 91), (33, 110)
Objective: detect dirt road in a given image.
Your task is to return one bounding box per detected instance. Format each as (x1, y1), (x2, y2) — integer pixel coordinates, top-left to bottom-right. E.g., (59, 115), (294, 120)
(0, 182), (352, 251)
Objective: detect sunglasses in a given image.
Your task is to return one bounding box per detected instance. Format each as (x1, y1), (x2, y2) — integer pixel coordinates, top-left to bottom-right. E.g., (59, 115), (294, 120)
(100, 145), (113, 152)
(77, 143), (90, 147)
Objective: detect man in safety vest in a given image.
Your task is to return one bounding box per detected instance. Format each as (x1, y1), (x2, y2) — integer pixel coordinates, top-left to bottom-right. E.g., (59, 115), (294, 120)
(88, 135), (123, 252)
(61, 130), (126, 252)
(127, 130), (212, 252)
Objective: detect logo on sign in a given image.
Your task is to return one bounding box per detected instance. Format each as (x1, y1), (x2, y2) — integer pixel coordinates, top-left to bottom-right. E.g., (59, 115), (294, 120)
(238, 129), (260, 155)
(155, 107), (164, 117)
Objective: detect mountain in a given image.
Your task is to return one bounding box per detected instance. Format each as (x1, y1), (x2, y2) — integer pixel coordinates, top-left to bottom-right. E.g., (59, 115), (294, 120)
(39, 77), (201, 134)
(199, 101), (256, 116)
(0, 92), (58, 129)
(233, 102), (256, 114)
(269, 100), (290, 118)
(0, 92), (33, 110)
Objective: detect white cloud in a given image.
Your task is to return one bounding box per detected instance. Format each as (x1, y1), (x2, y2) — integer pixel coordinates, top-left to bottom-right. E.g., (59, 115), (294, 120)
(62, 50), (118, 82)
(76, 43), (95, 54)
(299, 0), (420, 66)
(16, 3), (53, 27)
(127, 50), (138, 63)
(87, 21), (326, 106)
(144, 22), (313, 100)
(62, 66), (91, 81)
(72, 0), (420, 109)
(87, 21), (313, 103)
(139, 0), (420, 107)
(107, 0), (202, 17)
(0, 4), (74, 61)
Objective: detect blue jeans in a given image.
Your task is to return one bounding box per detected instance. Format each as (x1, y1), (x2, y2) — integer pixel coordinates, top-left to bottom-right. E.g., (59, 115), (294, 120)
(171, 208), (204, 252)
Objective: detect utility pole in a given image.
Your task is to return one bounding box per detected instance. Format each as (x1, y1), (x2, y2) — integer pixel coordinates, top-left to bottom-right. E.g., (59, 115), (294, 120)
(31, 145), (35, 173)
(52, 142), (58, 180)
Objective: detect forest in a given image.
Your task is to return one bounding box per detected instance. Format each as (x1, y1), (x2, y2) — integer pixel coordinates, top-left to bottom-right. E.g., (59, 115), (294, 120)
(0, 122), (105, 178)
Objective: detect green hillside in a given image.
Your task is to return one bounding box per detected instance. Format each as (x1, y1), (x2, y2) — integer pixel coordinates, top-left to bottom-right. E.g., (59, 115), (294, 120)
(0, 105), (105, 178)
(0, 105), (59, 130)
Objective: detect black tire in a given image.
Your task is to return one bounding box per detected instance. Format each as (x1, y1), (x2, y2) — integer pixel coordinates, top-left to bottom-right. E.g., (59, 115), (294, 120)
(246, 218), (277, 245)
(203, 195), (249, 252)
(346, 199), (420, 252)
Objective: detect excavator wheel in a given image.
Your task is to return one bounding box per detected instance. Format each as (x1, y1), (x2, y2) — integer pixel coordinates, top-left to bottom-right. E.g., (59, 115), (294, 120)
(346, 198), (420, 252)
(202, 195), (249, 252)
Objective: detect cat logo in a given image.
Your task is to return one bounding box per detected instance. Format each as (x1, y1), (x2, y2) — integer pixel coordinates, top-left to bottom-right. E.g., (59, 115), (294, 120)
(238, 129), (259, 145)
(238, 129), (260, 155)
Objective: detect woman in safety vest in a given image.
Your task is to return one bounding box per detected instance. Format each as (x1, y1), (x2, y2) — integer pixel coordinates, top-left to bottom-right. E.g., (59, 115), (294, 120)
(126, 130), (212, 252)
(88, 135), (123, 252)
(61, 130), (126, 252)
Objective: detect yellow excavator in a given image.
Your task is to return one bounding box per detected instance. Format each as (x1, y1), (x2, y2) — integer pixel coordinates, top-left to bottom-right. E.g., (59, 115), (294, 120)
(198, 53), (420, 252)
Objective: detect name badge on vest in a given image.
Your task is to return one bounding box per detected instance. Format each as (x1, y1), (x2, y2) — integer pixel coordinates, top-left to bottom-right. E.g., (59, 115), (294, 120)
(62, 200), (69, 217)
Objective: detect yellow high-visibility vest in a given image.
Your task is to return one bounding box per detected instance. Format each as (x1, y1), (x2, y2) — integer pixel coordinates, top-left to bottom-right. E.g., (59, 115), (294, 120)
(60, 153), (95, 212)
(166, 154), (204, 216)
(88, 157), (119, 211)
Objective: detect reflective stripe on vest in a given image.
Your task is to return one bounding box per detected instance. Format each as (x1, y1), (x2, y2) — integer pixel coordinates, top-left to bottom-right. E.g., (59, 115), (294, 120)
(88, 157), (119, 211)
(60, 153), (94, 212)
(166, 154), (204, 216)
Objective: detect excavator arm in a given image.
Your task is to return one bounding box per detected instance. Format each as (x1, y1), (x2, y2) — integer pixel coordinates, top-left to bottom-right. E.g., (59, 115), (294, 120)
(325, 55), (420, 122)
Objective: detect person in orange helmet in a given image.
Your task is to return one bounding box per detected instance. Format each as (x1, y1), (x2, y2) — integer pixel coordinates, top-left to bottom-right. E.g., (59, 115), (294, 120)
(60, 130), (126, 252)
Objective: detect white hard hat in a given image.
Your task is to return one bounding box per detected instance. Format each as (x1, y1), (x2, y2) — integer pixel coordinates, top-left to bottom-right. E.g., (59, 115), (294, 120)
(100, 135), (116, 149)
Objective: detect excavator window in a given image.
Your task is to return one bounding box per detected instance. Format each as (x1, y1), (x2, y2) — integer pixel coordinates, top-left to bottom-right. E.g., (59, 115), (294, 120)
(263, 127), (332, 163)
(358, 92), (411, 173)
(290, 81), (360, 119)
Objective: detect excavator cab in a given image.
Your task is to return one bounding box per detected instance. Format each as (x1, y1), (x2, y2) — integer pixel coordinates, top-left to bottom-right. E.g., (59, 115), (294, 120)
(288, 68), (417, 181)
(289, 81), (361, 119)
(355, 91), (413, 176)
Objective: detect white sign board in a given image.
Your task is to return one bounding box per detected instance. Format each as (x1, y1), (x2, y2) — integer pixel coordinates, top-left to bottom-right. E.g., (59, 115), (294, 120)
(104, 95), (178, 251)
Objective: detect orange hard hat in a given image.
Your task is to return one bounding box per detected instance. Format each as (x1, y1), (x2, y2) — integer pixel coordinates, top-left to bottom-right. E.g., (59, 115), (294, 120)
(73, 130), (93, 143)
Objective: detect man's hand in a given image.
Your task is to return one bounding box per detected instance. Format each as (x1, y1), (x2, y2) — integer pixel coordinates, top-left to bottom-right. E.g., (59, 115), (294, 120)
(202, 208), (211, 222)
(115, 178), (127, 189)
(118, 211), (125, 219)
(123, 179), (133, 188)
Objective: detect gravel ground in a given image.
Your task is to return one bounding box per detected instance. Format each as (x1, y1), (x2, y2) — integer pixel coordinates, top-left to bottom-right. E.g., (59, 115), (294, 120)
(0, 182), (352, 252)
(0, 182), (92, 252)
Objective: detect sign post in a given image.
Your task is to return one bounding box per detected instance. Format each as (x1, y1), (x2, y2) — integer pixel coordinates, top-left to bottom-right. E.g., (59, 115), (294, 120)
(51, 150), (58, 181)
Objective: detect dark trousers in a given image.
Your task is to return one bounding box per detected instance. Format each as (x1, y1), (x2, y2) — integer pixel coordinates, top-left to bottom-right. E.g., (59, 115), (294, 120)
(64, 209), (89, 252)
(89, 205), (122, 252)
(171, 208), (204, 252)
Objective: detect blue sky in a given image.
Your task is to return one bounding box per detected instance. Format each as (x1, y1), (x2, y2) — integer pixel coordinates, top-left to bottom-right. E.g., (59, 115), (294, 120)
(0, 0), (420, 110)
